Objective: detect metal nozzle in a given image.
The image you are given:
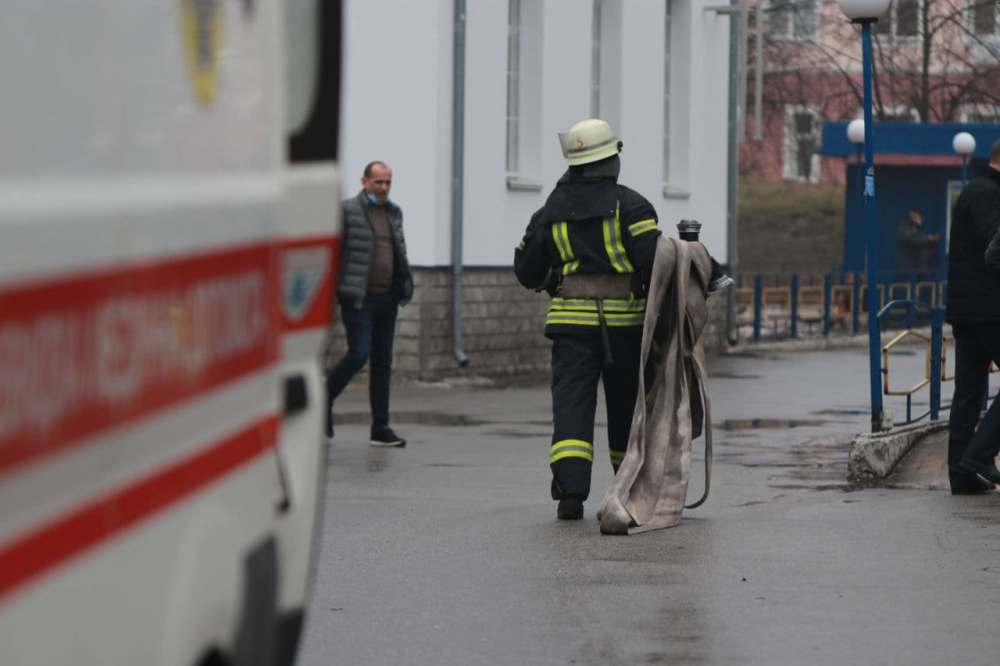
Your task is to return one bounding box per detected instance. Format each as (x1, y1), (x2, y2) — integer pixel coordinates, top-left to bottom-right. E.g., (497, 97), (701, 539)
(677, 219), (702, 241)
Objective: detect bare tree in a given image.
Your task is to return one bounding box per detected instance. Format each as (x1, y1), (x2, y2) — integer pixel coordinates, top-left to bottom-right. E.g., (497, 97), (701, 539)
(751, 0), (1000, 125)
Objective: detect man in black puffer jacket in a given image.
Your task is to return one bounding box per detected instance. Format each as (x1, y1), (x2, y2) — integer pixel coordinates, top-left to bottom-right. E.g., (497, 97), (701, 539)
(948, 141), (1000, 493)
(326, 161), (413, 447)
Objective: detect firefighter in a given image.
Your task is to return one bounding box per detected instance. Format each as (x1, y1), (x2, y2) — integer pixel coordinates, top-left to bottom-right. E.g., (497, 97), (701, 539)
(514, 118), (660, 521)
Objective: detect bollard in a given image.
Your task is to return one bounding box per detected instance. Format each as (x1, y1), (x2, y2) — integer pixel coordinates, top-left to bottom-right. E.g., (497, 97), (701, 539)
(753, 274), (763, 341)
(852, 280), (861, 336)
(822, 273), (832, 336)
(930, 307), (943, 421)
(790, 273), (799, 338)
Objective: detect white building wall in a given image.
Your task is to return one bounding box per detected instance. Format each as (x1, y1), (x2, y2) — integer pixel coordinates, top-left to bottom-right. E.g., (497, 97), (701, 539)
(340, 0), (731, 267)
(339, 0), (453, 266)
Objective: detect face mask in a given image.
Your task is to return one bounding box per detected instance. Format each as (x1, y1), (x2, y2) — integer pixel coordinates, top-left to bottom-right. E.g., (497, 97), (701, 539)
(366, 193), (382, 205)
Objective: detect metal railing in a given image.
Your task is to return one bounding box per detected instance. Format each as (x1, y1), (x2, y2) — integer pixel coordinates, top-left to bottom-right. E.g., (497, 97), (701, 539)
(875, 299), (997, 426)
(737, 271), (946, 342)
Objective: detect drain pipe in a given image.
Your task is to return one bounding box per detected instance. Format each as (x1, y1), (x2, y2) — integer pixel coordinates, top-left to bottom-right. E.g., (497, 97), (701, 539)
(724, 0), (742, 346)
(450, 0), (469, 367)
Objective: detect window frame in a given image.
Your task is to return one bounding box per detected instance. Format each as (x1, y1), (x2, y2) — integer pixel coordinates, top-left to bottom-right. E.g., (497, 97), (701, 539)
(782, 105), (821, 184)
(764, 0), (820, 42)
(505, 0), (544, 191)
(872, 0), (922, 43)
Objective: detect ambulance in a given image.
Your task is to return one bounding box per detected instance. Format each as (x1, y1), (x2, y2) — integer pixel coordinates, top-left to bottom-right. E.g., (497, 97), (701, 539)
(0, 2), (341, 664)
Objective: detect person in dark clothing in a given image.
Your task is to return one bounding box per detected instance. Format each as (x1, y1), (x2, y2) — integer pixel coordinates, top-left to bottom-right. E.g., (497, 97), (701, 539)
(326, 161), (414, 447)
(947, 141), (1000, 493)
(896, 208), (940, 276)
(514, 118), (728, 520)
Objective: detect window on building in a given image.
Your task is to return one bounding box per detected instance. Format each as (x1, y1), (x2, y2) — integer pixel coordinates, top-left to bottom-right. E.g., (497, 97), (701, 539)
(663, 0), (672, 186)
(766, 0), (818, 40)
(506, 0), (543, 188)
(783, 106), (820, 182)
(663, 0), (691, 197)
(880, 106), (919, 122)
(972, 0), (998, 36)
(874, 0), (920, 38)
(592, 0), (602, 117)
(505, 0), (521, 175)
(961, 104), (1000, 122)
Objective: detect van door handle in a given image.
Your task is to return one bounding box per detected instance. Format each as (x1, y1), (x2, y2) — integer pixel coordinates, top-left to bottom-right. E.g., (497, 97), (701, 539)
(283, 374), (308, 416)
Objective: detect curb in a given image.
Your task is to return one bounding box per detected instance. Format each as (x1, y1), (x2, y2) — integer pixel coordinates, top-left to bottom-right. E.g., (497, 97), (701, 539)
(847, 420), (949, 488)
(721, 325), (941, 355)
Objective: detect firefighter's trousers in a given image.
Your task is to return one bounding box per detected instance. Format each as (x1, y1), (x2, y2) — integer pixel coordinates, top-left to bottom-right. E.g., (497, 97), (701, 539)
(549, 328), (642, 501)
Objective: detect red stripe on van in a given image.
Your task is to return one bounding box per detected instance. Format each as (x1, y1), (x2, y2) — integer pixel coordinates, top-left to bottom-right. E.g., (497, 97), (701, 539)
(0, 415), (279, 602)
(0, 242), (280, 478)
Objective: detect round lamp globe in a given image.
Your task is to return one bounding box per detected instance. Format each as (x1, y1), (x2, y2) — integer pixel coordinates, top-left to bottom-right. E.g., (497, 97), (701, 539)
(847, 119), (866, 145)
(836, 0), (891, 21)
(952, 132), (976, 156)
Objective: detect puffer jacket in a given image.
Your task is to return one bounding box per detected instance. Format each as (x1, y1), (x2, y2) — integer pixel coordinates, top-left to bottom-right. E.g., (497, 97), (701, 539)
(338, 191), (414, 308)
(945, 166), (1000, 322)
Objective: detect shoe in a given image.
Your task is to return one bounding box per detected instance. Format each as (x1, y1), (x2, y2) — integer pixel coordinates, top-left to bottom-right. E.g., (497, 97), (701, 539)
(950, 473), (996, 495)
(370, 427), (406, 447)
(958, 458), (1000, 486)
(557, 498), (584, 520)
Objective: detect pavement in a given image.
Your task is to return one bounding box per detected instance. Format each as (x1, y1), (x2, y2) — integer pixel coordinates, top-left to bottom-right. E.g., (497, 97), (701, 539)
(297, 347), (1000, 666)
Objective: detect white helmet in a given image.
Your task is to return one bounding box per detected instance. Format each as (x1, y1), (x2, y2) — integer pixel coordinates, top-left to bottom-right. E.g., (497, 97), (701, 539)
(558, 118), (621, 166)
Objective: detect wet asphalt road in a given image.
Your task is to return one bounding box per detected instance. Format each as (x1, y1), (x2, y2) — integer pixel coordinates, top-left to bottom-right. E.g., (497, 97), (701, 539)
(297, 348), (1000, 666)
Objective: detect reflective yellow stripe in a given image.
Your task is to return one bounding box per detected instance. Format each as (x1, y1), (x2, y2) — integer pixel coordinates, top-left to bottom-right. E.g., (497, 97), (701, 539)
(550, 297), (646, 312)
(559, 223), (579, 275)
(551, 222), (569, 260)
(610, 450), (626, 464)
(551, 439), (594, 452)
(551, 449), (594, 463)
(602, 206), (634, 274)
(551, 222), (579, 276)
(544, 311), (645, 326)
(550, 439), (594, 464)
(628, 219), (658, 236)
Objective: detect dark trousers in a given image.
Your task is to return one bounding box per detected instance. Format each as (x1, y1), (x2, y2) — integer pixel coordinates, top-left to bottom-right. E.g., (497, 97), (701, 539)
(326, 292), (398, 434)
(948, 322), (1000, 480)
(549, 329), (642, 501)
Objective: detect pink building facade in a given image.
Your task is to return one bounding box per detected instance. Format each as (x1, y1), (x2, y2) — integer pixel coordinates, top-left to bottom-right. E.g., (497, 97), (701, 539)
(741, 0), (1000, 184)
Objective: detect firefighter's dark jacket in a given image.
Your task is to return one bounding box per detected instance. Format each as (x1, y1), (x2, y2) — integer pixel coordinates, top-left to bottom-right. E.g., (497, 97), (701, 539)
(514, 159), (661, 336)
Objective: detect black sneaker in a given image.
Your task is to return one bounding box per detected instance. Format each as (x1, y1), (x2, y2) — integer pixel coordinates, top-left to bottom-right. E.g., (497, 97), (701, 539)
(959, 458), (1000, 486)
(951, 473), (996, 495)
(557, 498), (584, 520)
(370, 428), (406, 448)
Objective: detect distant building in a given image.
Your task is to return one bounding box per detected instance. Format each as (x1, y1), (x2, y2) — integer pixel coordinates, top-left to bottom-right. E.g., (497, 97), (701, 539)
(742, 0), (1000, 185)
(335, 0), (734, 378)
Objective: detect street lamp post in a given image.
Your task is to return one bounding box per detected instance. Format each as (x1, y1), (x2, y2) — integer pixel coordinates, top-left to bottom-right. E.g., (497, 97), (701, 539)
(837, 0), (891, 432)
(847, 118), (865, 196)
(953, 131), (976, 185)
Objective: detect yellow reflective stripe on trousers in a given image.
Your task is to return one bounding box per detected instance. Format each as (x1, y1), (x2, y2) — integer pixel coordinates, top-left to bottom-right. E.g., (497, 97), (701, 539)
(550, 439), (594, 464)
(628, 218), (658, 236)
(610, 450), (626, 465)
(603, 206), (634, 274)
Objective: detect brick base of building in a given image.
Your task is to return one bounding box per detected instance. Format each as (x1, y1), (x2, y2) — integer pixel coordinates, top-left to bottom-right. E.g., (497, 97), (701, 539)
(324, 267), (730, 382)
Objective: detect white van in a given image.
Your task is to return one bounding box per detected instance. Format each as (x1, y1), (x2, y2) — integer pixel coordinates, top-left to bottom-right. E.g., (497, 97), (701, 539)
(0, 2), (341, 664)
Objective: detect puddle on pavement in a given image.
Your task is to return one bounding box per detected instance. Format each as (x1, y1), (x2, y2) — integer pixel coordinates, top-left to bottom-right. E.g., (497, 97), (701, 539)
(715, 418), (827, 430)
(813, 408), (869, 416)
(337, 411), (487, 427)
